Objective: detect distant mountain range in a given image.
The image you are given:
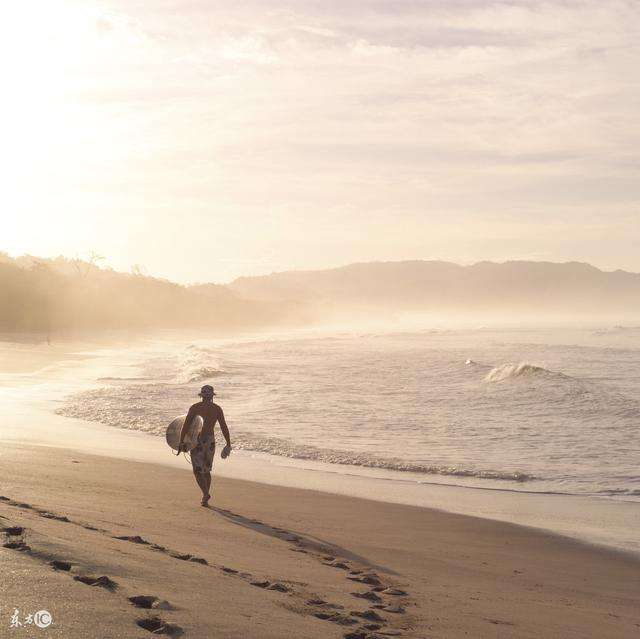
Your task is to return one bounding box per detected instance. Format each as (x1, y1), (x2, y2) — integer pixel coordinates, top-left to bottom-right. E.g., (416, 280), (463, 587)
(2, 254), (639, 334)
(228, 260), (640, 317)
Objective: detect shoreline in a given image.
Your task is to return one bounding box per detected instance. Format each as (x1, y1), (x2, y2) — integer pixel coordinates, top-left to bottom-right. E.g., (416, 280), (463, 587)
(4, 393), (640, 558)
(1, 335), (638, 557)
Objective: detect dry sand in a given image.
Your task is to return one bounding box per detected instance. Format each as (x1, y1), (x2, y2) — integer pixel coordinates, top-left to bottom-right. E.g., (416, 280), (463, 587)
(1, 443), (638, 639)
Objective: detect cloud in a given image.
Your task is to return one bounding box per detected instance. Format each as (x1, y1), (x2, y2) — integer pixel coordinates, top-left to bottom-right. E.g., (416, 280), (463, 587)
(8, 0), (640, 280)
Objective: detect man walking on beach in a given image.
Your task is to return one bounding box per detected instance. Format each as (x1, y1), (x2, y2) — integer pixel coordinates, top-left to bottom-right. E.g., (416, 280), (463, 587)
(178, 384), (232, 507)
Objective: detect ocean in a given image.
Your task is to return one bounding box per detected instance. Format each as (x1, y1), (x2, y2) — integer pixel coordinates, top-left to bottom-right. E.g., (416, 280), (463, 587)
(56, 326), (640, 502)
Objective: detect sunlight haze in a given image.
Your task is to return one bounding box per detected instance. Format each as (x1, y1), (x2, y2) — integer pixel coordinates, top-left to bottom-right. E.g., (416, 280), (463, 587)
(2, 5), (640, 636)
(2, 0), (639, 282)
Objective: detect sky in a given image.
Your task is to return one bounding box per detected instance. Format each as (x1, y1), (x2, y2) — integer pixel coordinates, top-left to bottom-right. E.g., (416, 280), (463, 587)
(1, 0), (639, 283)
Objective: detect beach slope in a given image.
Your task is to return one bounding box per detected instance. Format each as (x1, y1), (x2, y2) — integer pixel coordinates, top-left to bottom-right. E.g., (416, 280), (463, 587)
(1, 444), (638, 639)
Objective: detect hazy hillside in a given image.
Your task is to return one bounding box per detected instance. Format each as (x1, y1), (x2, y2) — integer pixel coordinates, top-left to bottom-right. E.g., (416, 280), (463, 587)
(4, 255), (639, 335)
(228, 260), (640, 318)
(0, 254), (303, 334)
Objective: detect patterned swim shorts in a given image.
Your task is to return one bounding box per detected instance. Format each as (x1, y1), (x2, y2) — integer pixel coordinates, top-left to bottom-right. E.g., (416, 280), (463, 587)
(191, 433), (215, 474)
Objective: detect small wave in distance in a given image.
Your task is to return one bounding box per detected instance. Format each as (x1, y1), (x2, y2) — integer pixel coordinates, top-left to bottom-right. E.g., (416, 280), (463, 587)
(484, 362), (568, 383)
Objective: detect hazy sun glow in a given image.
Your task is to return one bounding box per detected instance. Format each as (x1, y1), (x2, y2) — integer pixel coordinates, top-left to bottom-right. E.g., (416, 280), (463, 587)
(2, 0), (639, 282)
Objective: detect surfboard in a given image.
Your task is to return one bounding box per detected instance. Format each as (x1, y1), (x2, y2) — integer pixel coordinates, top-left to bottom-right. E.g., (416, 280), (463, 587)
(166, 414), (203, 452)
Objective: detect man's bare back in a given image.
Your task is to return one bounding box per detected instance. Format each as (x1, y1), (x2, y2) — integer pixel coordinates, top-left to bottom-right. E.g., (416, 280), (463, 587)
(185, 400), (228, 442)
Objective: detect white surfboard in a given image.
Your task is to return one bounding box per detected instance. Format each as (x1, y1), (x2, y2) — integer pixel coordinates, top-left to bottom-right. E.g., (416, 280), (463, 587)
(166, 414), (203, 452)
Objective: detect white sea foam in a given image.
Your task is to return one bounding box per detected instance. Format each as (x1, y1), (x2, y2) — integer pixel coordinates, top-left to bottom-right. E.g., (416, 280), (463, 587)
(172, 346), (226, 383)
(55, 388), (533, 483)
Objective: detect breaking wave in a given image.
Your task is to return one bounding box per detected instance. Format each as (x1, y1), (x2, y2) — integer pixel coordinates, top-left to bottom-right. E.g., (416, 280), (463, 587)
(179, 366), (224, 383)
(173, 345), (225, 383)
(484, 362), (566, 383)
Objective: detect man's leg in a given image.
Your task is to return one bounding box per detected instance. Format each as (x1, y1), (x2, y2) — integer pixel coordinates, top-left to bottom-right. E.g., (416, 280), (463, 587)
(201, 440), (214, 505)
(199, 472), (211, 506)
(194, 470), (211, 506)
(190, 442), (209, 503)
(193, 470), (208, 499)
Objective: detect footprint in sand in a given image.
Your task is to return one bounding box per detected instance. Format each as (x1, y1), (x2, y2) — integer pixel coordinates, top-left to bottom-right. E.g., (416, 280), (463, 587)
(1, 525), (30, 551)
(306, 599), (344, 610)
(249, 580), (291, 592)
(74, 575), (118, 591)
(381, 604), (405, 614)
(352, 591), (382, 603)
(324, 560), (351, 570)
(1, 526), (24, 535)
(351, 609), (386, 623)
(313, 612), (358, 626)
(267, 583), (290, 592)
(129, 595), (173, 610)
(114, 534), (150, 544)
(347, 573), (383, 587)
(250, 580), (270, 588)
(165, 551), (208, 564)
(136, 616), (183, 637)
(221, 566), (239, 574)
(3, 540), (31, 551)
(40, 512), (70, 522)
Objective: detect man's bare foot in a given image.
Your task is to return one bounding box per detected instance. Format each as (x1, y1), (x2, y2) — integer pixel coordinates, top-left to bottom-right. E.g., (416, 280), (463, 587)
(201, 494), (211, 507)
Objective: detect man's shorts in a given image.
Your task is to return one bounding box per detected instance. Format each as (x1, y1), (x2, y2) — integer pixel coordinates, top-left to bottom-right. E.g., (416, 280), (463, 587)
(191, 433), (215, 474)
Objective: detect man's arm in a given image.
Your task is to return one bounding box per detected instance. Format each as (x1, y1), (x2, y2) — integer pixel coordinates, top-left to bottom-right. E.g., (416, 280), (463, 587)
(178, 405), (196, 451)
(218, 407), (231, 447)
(218, 406), (232, 458)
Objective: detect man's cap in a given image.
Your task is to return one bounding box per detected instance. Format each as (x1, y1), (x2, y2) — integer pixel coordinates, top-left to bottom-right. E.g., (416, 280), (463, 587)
(199, 384), (216, 398)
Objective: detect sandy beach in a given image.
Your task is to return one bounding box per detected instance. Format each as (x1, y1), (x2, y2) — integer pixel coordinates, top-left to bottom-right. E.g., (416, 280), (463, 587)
(1, 339), (639, 638)
(1, 442), (639, 639)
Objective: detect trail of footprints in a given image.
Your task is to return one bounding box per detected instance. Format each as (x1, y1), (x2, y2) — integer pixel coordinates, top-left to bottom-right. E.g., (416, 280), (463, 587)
(0, 512), (184, 637)
(0, 495), (416, 638)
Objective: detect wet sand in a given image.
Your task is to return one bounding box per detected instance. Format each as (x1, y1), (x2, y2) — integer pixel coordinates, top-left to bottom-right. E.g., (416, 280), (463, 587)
(0, 339), (87, 375)
(1, 443), (639, 639)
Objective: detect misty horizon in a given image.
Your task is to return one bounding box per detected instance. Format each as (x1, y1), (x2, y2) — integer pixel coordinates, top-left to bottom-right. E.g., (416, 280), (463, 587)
(5, 250), (640, 287)
(4, 251), (640, 335)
